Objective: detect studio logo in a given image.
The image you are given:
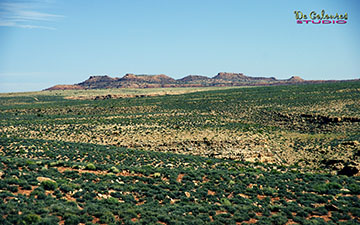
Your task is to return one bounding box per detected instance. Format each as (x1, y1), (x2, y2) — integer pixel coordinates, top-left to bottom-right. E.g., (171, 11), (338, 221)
(294, 10), (348, 24)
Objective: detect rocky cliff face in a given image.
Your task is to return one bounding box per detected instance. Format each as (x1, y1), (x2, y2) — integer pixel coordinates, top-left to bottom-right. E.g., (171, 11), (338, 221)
(213, 72), (249, 81)
(287, 76), (304, 82)
(77, 75), (117, 89)
(120, 74), (176, 84)
(45, 72), (358, 90)
(178, 75), (211, 82)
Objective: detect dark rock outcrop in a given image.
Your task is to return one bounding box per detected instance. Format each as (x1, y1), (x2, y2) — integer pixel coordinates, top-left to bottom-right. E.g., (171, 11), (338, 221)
(338, 162), (360, 176)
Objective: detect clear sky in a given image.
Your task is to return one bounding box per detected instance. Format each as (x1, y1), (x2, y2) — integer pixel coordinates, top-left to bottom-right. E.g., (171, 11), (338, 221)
(0, 0), (359, 93)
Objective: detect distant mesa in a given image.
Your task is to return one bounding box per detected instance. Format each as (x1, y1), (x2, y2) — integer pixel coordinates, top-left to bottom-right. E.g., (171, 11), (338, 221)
(213, 72), (248, 81)
(77, 75), (117, 89)
(120, 73), (176, 84)
(212, 72), (277, 82)
(88, 75), (115, 81)
(44, 72), (358, 91)
(287, 76), (304, 82)
(179, 75), (211, 82)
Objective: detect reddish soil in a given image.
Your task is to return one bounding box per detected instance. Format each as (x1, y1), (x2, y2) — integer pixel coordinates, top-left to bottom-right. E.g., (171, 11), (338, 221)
(307, 211), (332, 222)
(239, 193), (250, 199)
(209, 215), (214, 222)
(285, 219), (299, 224)
(15, 185), (38, 196)
(257, 194), (266, 200)
(241, 218), (258, 224)
(176, 173), (185, 183)
(55, 166), (144, 177)
(57, 216), (64, 225)
(202, 175), (210, 183)
(62, 193), (76, 202)
(215, 210), (227, 215)
(170, 198), (178, 204)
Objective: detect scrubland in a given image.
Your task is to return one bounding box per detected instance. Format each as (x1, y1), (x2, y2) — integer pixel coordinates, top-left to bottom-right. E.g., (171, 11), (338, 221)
(0, 81), (359, 224)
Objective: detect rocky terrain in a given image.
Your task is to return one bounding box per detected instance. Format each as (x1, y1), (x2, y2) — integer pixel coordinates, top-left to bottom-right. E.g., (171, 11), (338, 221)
(45, 72), (358, 90)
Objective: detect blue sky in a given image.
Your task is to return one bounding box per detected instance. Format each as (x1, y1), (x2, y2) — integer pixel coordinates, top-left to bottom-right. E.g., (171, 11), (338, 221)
(0, 0), (359, 93)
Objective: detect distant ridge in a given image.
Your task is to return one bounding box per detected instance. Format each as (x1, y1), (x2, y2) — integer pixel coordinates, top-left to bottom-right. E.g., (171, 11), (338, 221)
(45, 72), (359, 90)
(178, 75), (211, 82)
(287, 76), (304, 82)
(45, 84), (84, 90)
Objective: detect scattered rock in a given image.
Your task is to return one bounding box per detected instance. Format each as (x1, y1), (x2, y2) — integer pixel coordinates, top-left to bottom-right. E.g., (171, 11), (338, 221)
(340, 188), (350, 192)
(153, 172), (161, 178)
(36, 177), (55, 183)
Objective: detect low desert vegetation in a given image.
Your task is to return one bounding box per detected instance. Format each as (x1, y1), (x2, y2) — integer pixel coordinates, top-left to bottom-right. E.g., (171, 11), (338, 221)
(0, 81), (359, 224)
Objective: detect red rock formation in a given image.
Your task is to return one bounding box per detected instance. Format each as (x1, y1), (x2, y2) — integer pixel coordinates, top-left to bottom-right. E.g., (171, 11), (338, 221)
(45, 85), (84, 90)
(179, 75), (211, 82)
(120, 74), (176, 84)
(45, 72), (358, 91)
(287, 76), (304, 82)
(213, 72), (248, 81)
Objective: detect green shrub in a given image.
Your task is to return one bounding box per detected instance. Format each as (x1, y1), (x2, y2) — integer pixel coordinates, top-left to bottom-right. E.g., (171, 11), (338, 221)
(326, 182), (342, 190)
(99, 211), (115, 224)
(303, 218), (327, 225)
(59, 184), (74, 193)
(314, 182), (341, 194)
(64, 214), (80, 225)
(38, 216), (60, 225)
(220, 198), (232, 206)
(348, 183), (360, 194)
(8, 185), (18, 192)
(85, 163), (96, 170)
(233, 211), (250, 222)
(105, 197), (118, 204)
(229, 180), (235, 185)
(271, 213), (288, 225)
(109, 166), (120, 173)
(23, 214), (41, 224)
(41, 180), (57, 190)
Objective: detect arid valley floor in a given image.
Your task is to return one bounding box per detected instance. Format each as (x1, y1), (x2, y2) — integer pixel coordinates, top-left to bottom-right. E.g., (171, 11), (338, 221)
(0, 81), (359, 224)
